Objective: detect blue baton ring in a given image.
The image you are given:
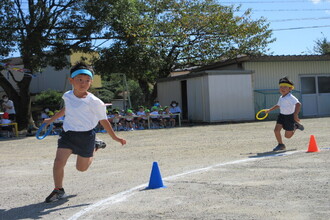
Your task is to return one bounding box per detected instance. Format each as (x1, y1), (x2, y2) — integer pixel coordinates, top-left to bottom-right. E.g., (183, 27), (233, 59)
(36, 123), (54, 140)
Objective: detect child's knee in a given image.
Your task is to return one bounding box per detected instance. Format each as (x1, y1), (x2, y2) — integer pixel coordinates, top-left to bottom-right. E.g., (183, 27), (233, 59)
(285, 131), (294, 139)
(76, 165), (89, 172)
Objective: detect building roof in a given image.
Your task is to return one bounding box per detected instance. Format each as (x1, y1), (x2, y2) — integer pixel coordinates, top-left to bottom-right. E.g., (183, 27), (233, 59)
(193, 54), (330, 72)
(159, 54), (330, 83)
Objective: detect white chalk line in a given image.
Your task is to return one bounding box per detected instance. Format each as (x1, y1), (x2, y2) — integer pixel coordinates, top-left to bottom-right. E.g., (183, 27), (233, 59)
(68, 150), (300, 220)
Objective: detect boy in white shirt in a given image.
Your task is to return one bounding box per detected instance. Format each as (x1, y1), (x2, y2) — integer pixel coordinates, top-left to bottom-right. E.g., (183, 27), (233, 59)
(43, 62), (126, 202)
(266, 77), (304, 151)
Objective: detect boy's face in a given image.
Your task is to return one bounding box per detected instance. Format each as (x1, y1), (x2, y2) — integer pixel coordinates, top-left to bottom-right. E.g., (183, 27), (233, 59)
(69, 74), (92, 94)
(279, 86), (292, 96)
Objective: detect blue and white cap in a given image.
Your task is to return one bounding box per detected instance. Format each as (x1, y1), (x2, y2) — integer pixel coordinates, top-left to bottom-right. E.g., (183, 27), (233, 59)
(70, 69), (93, 79)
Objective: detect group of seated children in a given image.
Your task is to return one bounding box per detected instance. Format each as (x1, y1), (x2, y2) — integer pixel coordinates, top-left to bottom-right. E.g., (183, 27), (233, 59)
(37, 100), (182, 133)
(107, 105), (179, 131)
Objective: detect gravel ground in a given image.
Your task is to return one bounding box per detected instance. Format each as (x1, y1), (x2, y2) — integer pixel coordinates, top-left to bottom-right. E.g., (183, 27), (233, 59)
(0, 117), (329, 220)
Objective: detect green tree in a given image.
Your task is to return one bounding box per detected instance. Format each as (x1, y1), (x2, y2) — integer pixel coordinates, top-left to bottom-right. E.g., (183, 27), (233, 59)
(94, 0), (274, 105)
(0, 0), (103, 130)
(99, 74), (144, 110)
(34, 90), (63, 109)
(314, 37), (330, 55)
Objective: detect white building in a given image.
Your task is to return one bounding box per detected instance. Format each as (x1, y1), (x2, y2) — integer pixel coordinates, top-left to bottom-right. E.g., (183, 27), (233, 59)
(157, 55), (330, 122)
(0, 52), (102, 95)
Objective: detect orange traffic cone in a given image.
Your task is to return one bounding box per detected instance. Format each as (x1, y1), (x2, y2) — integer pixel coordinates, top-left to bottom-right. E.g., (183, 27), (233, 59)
(307, 135), (320, 153)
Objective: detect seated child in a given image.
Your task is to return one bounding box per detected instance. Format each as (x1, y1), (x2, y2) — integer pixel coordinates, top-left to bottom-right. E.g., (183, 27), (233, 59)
(1, 112), (14, 137)
(125, 109), (135, 131)
(135, 106), (147, 129)
(150, 106), (162, 128)
(111, 111), (123, 131)
(162, 106), (176, 127)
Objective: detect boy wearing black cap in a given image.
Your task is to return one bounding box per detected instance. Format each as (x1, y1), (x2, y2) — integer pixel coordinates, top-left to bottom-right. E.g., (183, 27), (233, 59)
(43, 62), (126, 202)
(265, 77), (304, 151)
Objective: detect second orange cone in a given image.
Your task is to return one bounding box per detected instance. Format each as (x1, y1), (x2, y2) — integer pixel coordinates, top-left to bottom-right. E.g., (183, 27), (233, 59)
(307, 135), (320, 153)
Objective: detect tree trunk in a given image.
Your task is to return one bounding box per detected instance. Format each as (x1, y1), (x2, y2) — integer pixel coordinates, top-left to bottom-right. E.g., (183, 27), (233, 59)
(16, 82), (32, 131)
(17, 54), (34, 131)
(0, 66), (33, 131)
(150, 83), (157, 104)
(137, 79), (152, 106)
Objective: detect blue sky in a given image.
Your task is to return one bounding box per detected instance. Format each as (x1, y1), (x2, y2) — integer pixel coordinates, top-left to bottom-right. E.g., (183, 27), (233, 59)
(220, 0), (330, 55)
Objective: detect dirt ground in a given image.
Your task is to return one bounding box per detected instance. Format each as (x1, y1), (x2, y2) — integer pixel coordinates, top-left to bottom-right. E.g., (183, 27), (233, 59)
(0, 117), (330, 220)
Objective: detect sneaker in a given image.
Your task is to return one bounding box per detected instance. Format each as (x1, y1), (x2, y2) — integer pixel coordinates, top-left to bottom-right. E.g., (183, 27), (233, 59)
(273, 144), (286, 151)
(95, 138), (106, 151)
(45, 188), (67, 203)
(295, 122), (304, 131)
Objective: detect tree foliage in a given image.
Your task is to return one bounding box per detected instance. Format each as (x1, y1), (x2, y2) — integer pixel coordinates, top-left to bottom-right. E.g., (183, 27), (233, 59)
(314, 37), (330, 55)
(34, 89), (63, 109)
(0, 0), (274, 129)
(0, 0), (18, 56)
(93, 0), (274, 104)
(0, 0), (102, 129)
(98, 74), (144, 109)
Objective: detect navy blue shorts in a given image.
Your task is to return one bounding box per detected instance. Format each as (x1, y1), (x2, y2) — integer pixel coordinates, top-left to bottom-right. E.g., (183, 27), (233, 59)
(276, 114), (295, 131)
(58, 130), (96, 158)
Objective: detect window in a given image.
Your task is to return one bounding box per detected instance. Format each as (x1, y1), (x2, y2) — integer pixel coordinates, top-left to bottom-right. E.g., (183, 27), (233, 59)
(318, 76), (330, 93)
(301, 77), (316, 94)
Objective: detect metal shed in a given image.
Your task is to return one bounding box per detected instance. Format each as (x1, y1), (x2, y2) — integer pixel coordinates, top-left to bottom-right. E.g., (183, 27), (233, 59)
(157, 70), (255, 123)
(158, 55), (330, 122)
(197, 55), (330, 117)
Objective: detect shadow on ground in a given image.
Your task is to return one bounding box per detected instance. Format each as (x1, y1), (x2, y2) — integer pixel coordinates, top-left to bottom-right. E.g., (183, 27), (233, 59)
(0, 195), (89, 220)
(248, 148), (297, 158)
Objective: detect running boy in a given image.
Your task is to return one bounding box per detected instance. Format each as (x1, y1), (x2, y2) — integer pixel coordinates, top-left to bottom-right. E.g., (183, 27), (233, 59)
(265, 77), (304, 151)
(43, 62), (126, 203)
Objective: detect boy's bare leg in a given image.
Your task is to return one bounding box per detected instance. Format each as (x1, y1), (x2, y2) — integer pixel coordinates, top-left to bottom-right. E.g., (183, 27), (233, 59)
(274, 124), (283, 144)
(76, 155), (94, 172)
(285, 130), (294, 139)
(53, 148), (72, 188)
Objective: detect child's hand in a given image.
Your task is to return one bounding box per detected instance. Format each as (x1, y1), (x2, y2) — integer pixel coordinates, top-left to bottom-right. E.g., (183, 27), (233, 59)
(265, 109), (270, 113)
(117, 138), (126, 146)
(294, 114), (300, 122)
(43, 118), (52, 125)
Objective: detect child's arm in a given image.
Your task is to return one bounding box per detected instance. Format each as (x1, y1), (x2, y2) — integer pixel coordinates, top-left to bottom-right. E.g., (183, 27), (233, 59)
(294, 103), (301, 122)
(99, 119), (126, 145)
(265, 105), (279, 113)
(2, 102), (13, 109)
(43, 108), (65, 125)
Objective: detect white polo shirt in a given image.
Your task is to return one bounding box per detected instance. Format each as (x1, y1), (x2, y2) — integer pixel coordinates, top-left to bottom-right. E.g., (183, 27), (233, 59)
(62, 91), (107, 132)
(276, 93), (300, 115)
(3, 100), (16, 114)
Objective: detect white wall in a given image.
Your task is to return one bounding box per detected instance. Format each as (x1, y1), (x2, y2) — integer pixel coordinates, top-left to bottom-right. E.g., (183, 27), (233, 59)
(244, 61), (330, 91)
(157, 71), (254, 123)
(157, 80), (182, 108)
(30, 66), (70, 93)
(208, 74), (254, 122)
(187, 76), (210, 122)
